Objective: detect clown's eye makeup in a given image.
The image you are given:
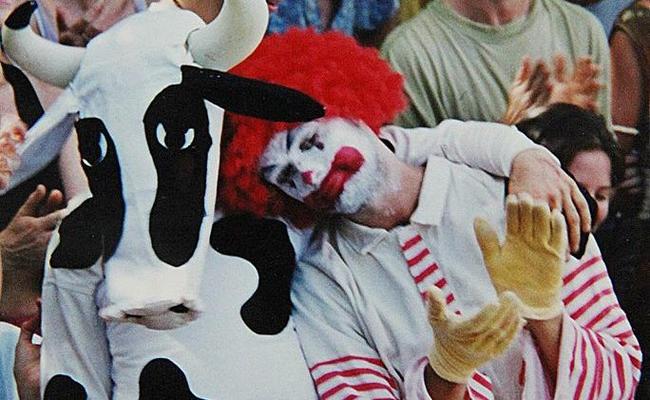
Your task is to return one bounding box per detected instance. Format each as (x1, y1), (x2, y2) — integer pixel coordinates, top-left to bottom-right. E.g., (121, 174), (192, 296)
(277, 164), (297, 188)
(260, 165), (275, 180)
(82, 132), (108, 167)
(299, 133), (323, 152)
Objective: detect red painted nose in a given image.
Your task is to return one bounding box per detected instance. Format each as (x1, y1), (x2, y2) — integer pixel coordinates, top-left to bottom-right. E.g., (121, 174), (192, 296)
(301, 171), (313, 185)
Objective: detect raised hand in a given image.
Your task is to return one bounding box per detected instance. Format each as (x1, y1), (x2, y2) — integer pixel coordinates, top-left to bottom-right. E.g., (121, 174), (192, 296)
(548, 55), (602, 112)
(474, 194), (567, 320)
(0, 185), (65, 269)
(502, 57), (551, 125)
(427, 287), (524, 383)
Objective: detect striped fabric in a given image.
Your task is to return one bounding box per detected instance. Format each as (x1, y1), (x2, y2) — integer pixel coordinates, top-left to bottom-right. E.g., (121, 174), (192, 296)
(309, 355), (400, 399)
(562, 254), (642, 399)
(398, 228), (494, 400)
(302, 234), (640, 399)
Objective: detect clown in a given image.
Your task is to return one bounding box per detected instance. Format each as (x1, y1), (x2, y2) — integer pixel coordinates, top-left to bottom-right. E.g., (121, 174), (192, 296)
(220, 29), (641, 399)
(0, 0), (324, 397)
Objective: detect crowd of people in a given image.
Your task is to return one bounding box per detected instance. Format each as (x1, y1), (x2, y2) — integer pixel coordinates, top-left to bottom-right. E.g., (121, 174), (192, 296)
(0, 0), (647, 399)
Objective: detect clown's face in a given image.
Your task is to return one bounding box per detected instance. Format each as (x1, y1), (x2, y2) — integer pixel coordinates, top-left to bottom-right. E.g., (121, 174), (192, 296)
(260, 118), (382, 214)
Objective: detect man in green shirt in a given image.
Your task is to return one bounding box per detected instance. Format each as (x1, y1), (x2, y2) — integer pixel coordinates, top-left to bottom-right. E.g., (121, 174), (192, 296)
(381, 0), (611, 128)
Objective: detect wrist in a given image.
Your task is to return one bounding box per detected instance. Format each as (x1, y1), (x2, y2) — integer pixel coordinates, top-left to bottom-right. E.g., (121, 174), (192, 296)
(526, 314), (563, 339)
(424, 363), (467, 400)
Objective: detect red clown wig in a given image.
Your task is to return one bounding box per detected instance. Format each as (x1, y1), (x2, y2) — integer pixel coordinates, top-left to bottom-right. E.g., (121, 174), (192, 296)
(218, 28), (407, 223)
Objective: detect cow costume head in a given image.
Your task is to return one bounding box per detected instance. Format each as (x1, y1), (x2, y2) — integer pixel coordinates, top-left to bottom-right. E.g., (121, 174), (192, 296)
(1, 0), (323, 329)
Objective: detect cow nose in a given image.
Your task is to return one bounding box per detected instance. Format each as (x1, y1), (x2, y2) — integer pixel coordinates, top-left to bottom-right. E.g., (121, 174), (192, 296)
(301, 170), (314, 185)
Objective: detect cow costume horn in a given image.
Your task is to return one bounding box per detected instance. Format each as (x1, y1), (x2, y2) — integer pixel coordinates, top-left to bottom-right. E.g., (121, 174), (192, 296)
(187, 0), (269, 70)
(1, 1), (85, 88)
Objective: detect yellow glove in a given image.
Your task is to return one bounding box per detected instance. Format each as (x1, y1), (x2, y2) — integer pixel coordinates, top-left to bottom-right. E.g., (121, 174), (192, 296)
(427, 287), (524, 384)
(474, 194), (567, 320)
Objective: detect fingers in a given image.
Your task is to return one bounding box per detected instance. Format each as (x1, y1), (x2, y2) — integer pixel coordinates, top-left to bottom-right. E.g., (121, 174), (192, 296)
(518, 193), (534, 240)
(483, 293), (524, 357)
(506, 194), (520, 236)
(43, 189), (65, 215)
(427, 287), (449, 325)
(515, 56), (532, 84)
(16, 185), (47, 217)
(473, 218), (500, 262)
(561, 179), (582, 253)
(532, 200), (551, 241)
(552, 54), (567, 83)
(39, 209), (65, 231)
(569, 178), (591, 234)
(549, 209), (568, 253)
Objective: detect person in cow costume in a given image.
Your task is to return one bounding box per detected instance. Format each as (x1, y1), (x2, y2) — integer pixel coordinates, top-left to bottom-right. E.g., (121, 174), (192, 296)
(0, 0), (325, 398)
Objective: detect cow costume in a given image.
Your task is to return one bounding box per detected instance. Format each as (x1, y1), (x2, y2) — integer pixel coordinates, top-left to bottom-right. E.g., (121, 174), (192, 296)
(1, 0), (323, 397)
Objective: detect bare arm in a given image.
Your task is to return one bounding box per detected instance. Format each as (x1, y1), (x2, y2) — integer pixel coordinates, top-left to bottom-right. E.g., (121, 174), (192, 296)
(610, 30), (642, 153)
(423, 364), (466, 400)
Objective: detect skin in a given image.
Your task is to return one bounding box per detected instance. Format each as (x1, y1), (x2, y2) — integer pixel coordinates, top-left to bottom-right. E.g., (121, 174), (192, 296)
(567, 149), (612, 229)
(261, 118), (568, 398)
(443, 0), (531, 25)
(610, 26), (644, 153)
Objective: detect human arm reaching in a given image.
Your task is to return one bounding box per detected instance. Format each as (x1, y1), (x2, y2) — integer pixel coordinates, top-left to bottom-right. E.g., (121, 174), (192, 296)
(475, 194), (641, 398)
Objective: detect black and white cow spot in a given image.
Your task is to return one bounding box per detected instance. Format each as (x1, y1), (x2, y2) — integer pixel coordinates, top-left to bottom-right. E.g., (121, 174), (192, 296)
(44, 375), (87, 400)
(139, 358), (206, 400)
(210, 215), (294, 335)
(51, 118), (125, 269)
(143, 79), (212, 267)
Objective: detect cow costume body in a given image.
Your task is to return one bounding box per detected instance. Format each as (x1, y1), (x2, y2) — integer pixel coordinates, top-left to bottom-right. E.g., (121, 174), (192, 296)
(1, 0), (322, 397)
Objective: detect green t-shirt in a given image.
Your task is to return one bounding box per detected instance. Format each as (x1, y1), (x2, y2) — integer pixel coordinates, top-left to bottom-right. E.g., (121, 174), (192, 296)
(382, 0), (611, 128)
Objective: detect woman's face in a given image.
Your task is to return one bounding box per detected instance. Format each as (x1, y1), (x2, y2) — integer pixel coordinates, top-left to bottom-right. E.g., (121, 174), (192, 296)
(568, 149), (613, 229)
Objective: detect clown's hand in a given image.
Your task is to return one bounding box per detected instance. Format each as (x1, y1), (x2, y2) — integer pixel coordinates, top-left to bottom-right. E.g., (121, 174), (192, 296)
(474, 194), (567, 320)
(0, 116), (27, 189)
(427, 287), (524, 384)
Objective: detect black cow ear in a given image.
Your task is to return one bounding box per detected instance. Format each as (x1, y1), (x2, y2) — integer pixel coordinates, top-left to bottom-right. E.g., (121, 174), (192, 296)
(44, 375), (88, 400)
(180, 65), (325, 123)
(1, 62), (44, 128)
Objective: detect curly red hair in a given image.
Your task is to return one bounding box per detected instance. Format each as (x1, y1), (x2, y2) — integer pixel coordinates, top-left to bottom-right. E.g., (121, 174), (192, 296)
(218, 29), (406, 224)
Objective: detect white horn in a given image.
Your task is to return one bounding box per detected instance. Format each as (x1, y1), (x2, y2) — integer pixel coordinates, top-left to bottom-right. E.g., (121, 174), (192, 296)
(187, 0), (269, 71)
(2, 1), (84, 88)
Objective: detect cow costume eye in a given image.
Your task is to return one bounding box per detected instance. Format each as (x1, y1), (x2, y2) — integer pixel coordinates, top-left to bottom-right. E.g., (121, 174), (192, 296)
(155, 125), (195, 150)
(81, 132), (108, 167)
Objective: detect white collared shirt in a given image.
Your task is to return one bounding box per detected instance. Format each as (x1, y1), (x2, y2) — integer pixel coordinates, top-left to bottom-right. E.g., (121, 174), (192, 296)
(293, 156), (641, 399)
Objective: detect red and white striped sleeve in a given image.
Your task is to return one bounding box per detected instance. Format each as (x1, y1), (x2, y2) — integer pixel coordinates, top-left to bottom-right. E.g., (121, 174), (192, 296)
(556, 236), (642, 399)
(292, 256), (403, 399)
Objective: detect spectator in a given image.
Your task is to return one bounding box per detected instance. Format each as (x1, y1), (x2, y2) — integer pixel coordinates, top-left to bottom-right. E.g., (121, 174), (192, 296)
(267, 0), (400, 46)
(381, 0), (611, 129)
(608, 2), (650, 397)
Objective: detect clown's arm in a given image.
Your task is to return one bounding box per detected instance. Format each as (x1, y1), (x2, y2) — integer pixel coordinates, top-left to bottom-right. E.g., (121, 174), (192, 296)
(292, 247), (405, 400)
(380, 121), (590, 253)
(552, 236), (642, 398)
(476, 197), (641, 398)
(292, 242), (503, 400)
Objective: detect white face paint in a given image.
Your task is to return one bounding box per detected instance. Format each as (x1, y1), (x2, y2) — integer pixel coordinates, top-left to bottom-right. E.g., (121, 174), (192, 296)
(259, 117), (382, 214)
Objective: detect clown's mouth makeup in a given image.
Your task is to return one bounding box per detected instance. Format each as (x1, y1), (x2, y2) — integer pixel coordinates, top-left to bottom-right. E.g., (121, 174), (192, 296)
(305, 146), (364, 210)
